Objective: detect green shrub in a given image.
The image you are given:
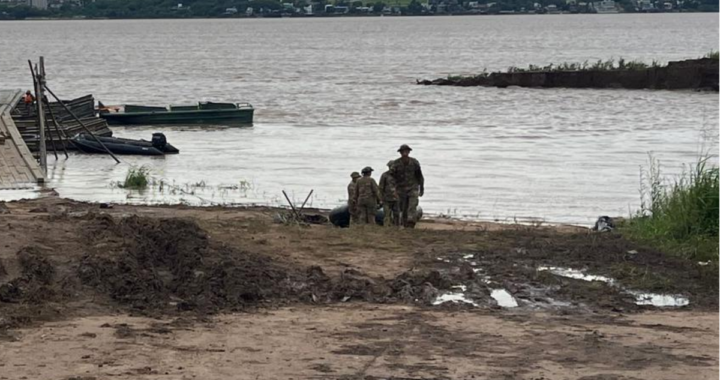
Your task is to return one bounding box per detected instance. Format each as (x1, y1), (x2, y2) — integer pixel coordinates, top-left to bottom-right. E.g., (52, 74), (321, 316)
(622, 156), (719, 262)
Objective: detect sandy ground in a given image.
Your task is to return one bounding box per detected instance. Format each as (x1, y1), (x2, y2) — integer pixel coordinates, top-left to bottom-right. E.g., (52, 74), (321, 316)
(2, 307), (717, 380)
(0, 197), (717, 380)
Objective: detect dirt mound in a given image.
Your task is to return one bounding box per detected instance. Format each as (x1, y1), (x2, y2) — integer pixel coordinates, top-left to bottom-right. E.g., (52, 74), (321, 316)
(296, 266), (457, 305)
(0, 246), (56, 303)
(78, 215), (290, 313)
(76, 215), (463, 314)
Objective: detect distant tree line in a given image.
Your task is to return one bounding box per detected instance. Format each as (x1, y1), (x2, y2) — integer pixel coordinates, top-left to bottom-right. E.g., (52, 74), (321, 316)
(0, 0), (717, 19)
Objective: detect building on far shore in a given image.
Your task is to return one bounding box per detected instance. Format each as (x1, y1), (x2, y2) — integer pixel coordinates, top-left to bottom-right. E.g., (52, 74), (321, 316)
(29, 0), (48, 9)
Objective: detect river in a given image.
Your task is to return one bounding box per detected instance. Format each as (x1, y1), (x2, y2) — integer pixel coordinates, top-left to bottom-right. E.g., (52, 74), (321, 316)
(0, 14), (717, 224)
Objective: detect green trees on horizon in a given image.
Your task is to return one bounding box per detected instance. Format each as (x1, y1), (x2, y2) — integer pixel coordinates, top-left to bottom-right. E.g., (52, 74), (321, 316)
(1, 0), (717, 19)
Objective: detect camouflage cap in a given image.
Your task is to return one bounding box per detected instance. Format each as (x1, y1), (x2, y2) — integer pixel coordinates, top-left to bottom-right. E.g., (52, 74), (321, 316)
(361, 166), (373, 174)
(351, 172), (361, 178)
(397, 144), (412, 152)
(387, 160), (394, 167)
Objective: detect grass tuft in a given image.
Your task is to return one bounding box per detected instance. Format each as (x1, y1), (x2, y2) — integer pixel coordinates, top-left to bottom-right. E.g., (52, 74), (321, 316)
(704, 50), (719, 60)
(621, 155), (718, 262)
(120, 166), (150, 190)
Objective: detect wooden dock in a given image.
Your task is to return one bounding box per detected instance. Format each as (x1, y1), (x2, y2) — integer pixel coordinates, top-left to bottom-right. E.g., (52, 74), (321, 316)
(0, 89), (44, 188)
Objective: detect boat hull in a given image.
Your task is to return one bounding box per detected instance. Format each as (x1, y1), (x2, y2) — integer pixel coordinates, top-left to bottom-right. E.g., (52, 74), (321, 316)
(101, 108), (254, 126)
(328, 204), (424, 228)
(71, 135), (179, 156)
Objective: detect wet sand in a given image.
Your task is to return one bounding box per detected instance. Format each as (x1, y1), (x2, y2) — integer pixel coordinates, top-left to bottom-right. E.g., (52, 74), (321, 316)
(0, 196), (717, 379)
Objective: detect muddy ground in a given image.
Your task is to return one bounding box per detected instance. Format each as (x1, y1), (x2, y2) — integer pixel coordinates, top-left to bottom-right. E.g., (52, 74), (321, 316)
(0, 196), (717, 380)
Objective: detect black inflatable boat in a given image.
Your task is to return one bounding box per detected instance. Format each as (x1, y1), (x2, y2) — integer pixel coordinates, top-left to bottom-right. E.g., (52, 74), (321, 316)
(71, 133), (179, 156)
(329, 204), (423, 228)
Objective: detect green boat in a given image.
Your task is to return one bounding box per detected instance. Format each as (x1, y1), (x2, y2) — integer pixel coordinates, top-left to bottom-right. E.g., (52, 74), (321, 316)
(99, 102), (254, 125)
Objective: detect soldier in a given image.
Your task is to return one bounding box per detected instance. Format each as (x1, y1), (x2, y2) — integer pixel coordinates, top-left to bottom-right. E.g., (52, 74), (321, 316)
(23, 90), (35, 116)
(378, 160), (399, 226)
(347, 171), (361, 225)
(354, 166), (382, 225)
(390, 144), (424, 228)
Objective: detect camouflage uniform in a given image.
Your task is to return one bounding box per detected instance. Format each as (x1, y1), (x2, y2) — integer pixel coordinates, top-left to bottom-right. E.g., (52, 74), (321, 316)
(390, 155), (424, 228)
(354, 175), (382, 225)
(379, 165), (399, 227)
(347, 172), (361, 225)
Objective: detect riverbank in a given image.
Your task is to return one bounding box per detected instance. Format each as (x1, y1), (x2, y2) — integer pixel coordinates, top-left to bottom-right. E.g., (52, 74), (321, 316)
(0, 196), (716, 378)
(419, 57), (719, 91)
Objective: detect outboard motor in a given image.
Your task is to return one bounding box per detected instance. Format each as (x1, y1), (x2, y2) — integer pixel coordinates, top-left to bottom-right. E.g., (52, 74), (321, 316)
(151, 133), (167, 151)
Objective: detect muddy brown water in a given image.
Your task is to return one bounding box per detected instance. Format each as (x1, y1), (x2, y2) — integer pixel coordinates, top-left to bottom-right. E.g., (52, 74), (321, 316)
(0, 15), (718, 225)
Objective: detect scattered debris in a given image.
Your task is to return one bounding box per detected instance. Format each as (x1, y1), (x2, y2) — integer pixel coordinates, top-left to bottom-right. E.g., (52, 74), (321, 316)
(592, 216), (615, 232)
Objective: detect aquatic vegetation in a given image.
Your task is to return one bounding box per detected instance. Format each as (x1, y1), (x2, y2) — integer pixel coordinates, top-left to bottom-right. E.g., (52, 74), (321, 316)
(622, 155), (719, 262)
(120, 166), (150, 190)
(506, 57), (663, 73)
(447, 71), (490, 81)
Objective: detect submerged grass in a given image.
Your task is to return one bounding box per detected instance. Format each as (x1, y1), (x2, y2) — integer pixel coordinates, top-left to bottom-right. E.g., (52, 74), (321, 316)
(621, 155), (719, 263)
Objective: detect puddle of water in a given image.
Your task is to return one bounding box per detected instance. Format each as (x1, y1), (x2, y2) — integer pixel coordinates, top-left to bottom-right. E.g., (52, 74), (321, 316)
(432, 292), (478, 307)
(0, 187), (41, 202)
(491, 289), (519, 308)
(537, 266), (614, 284)
(630, 291), (689, 307)
(538, 265), (690, 307)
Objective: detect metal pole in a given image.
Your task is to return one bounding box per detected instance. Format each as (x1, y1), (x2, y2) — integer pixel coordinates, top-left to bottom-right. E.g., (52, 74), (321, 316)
(43, 84), (120, 164)
(43, 97), (69, 159)
(35, 58), (47, 174)
(299, 189), (314, 213)
(282, 190), (302, 220)
(37, 58), (59, 160)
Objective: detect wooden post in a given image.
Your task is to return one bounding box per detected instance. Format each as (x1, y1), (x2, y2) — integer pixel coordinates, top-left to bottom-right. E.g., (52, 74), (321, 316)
(35, 58), (47, 174)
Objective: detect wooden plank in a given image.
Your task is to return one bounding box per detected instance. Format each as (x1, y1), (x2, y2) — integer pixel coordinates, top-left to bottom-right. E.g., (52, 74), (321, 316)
(0, 89), (45, 185)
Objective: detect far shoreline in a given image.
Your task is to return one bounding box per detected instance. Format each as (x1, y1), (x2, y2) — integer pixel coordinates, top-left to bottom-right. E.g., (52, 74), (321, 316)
(1, 11), (717, 21)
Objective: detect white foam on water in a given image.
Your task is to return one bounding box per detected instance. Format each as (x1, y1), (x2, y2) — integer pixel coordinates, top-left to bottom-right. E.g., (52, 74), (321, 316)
(463, 254), (474, 259)
(491, 289), (519, 308)
(537, 266), (614, 284)
(432, 292), (478, 307)
(630, 291), (689, 307)
(451, 285), (467, 291)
